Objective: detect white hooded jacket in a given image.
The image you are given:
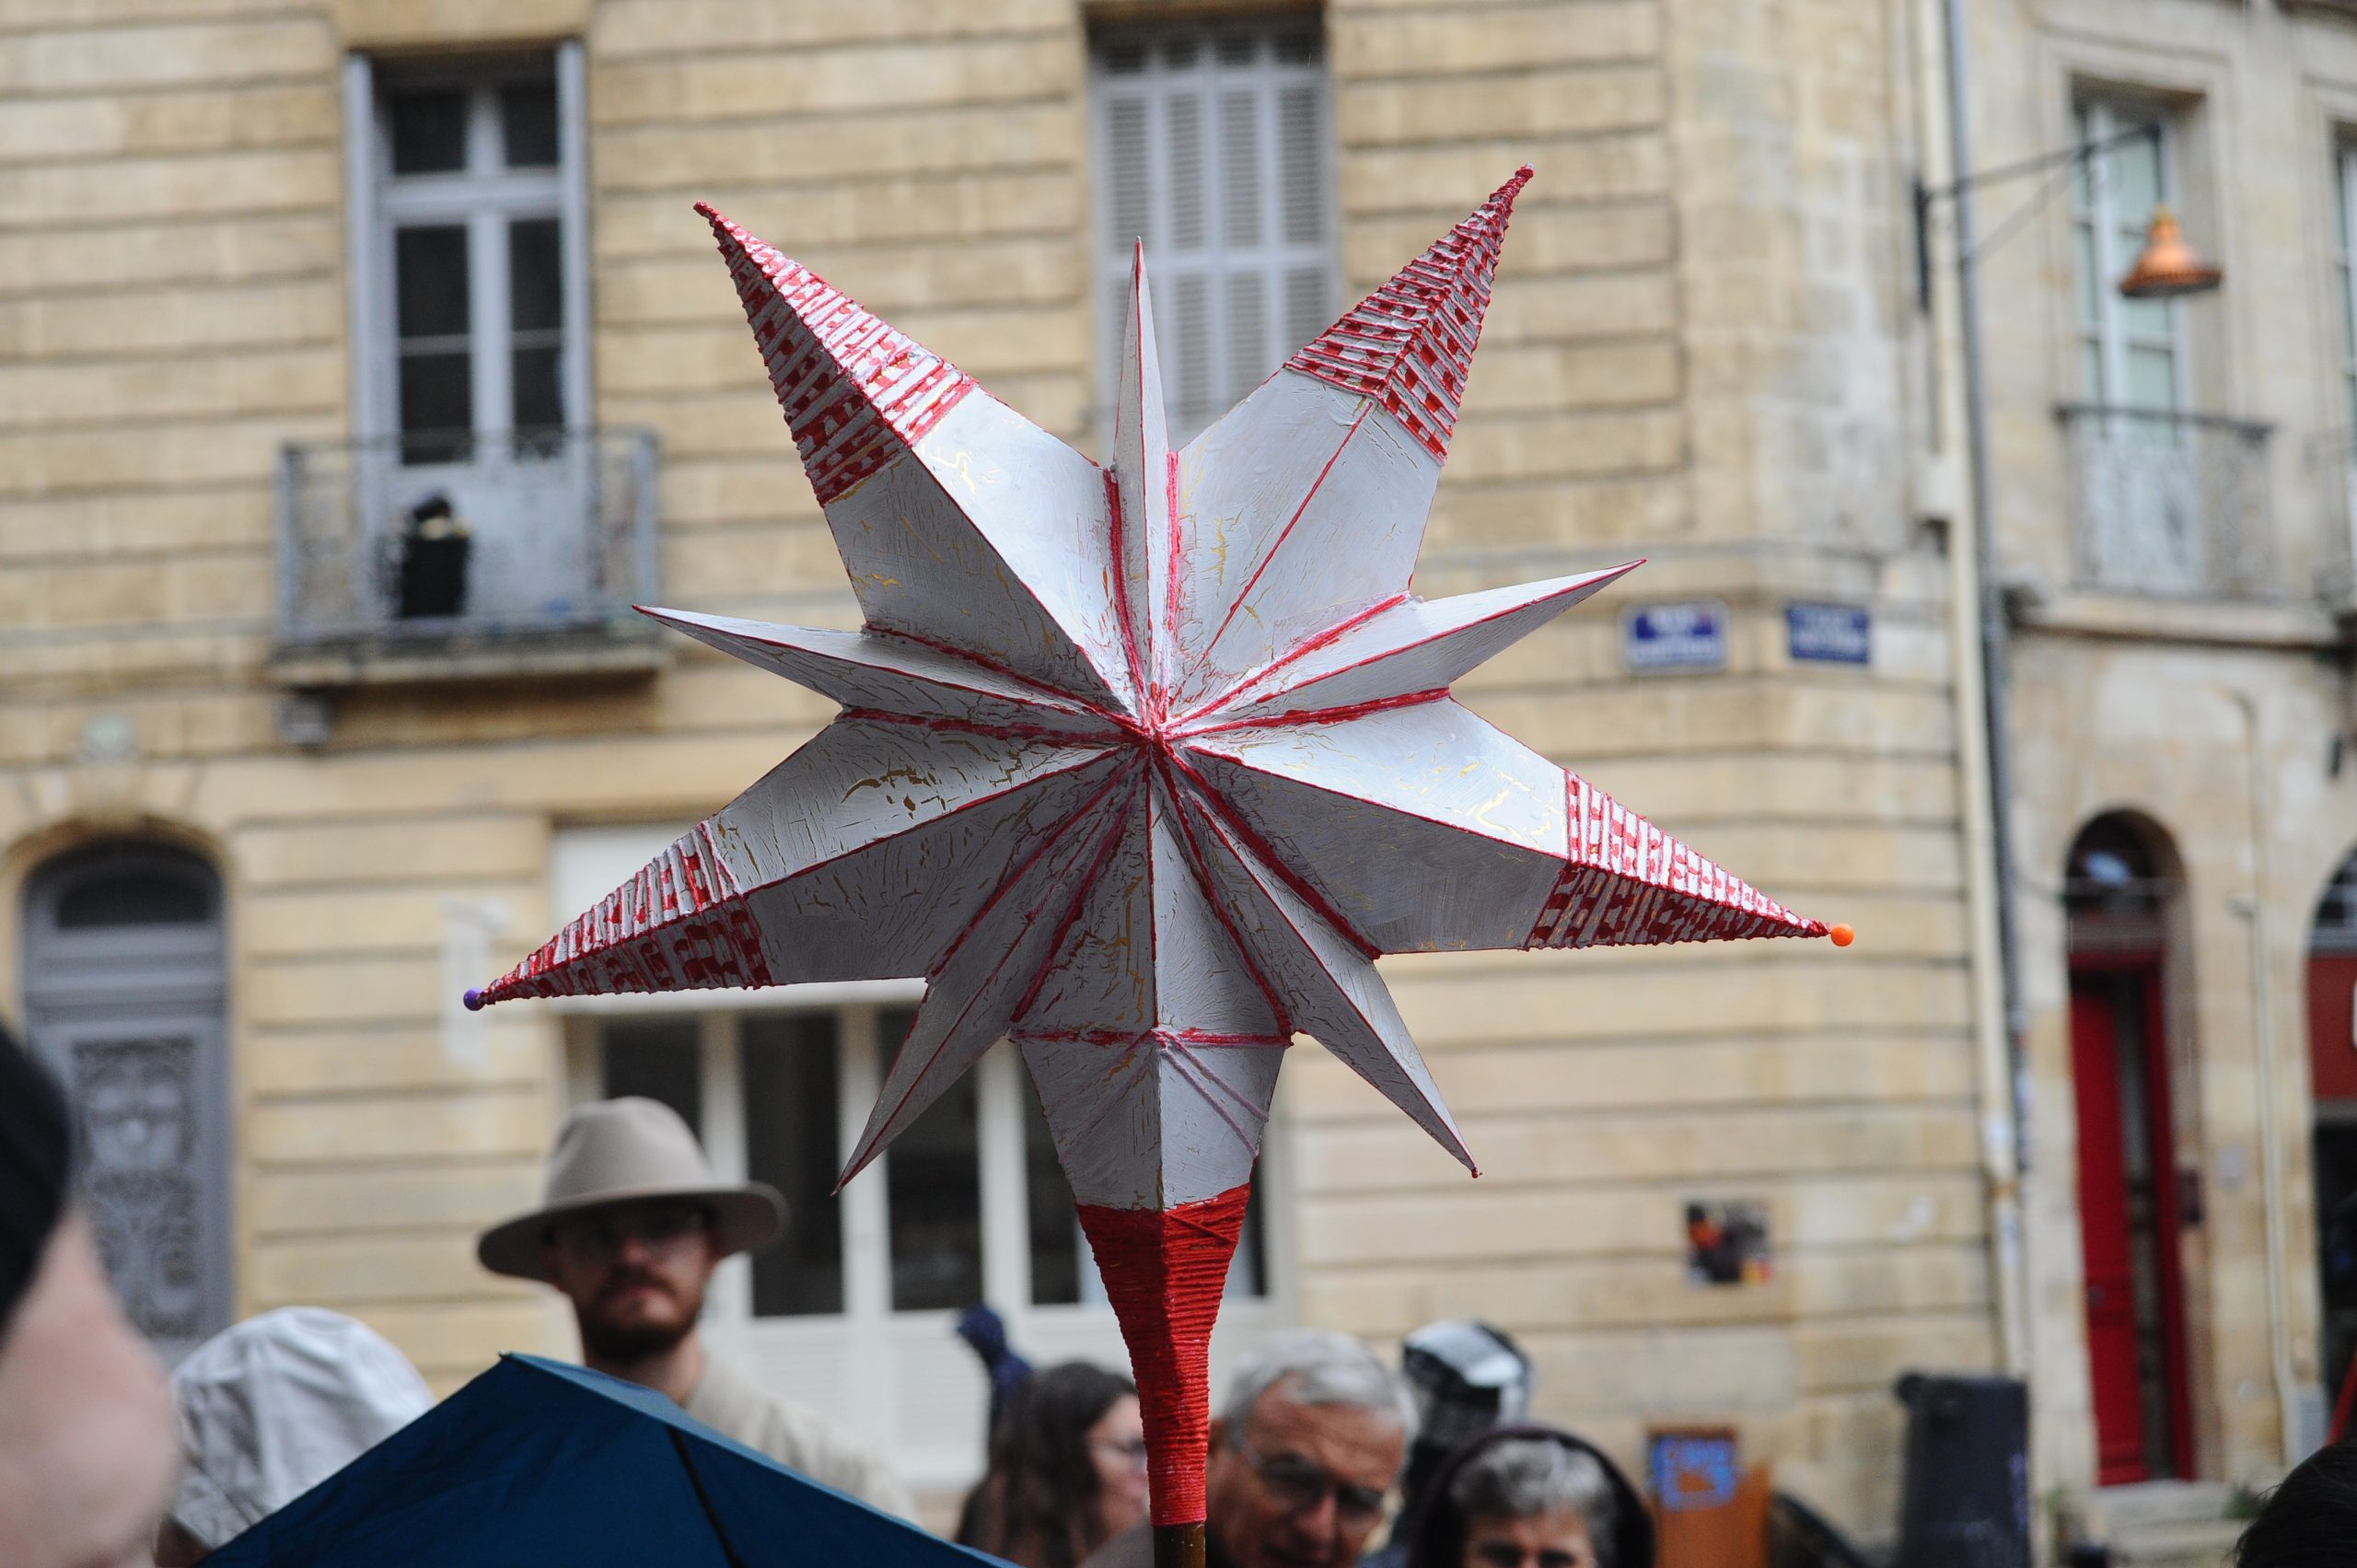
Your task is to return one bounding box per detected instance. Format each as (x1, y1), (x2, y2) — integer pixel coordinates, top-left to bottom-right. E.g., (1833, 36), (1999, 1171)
(168, 1307), (433, 1550)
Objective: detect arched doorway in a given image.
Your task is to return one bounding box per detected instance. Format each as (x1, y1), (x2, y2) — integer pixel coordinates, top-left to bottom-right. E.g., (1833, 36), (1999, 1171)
(2306, 854), (2357, 1430)
(21, 842), (230, 1362)
(2066, 814), (2196, 1484)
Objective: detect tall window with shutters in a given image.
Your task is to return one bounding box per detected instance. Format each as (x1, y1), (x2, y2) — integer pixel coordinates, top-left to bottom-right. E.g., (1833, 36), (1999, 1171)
(1091, 22), (1337, 445)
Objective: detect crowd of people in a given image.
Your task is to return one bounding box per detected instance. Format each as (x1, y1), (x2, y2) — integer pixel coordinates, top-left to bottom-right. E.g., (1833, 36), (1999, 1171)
(4, 1062), (2353, 1565)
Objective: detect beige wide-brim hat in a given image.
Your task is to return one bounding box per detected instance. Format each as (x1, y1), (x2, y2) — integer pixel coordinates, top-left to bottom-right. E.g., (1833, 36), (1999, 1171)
(477, 1097), (785, 1283)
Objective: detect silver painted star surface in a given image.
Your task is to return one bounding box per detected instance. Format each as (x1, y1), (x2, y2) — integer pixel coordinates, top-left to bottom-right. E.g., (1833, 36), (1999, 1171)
(476, 170), (1825, 1216)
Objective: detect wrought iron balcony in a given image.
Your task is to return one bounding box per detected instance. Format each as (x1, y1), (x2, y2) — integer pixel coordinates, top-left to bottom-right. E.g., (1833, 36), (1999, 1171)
(2058, 403), (2274, 599)
(273, 427), (662, 683)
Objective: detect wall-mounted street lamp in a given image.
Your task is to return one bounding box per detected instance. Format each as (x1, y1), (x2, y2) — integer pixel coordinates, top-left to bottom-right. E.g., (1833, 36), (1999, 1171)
(2118, 206), (2223, 300)
(1913, 120), (2225, 312)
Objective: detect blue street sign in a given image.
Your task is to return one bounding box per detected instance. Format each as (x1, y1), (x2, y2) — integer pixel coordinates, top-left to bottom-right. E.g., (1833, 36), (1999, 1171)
(1786, 601), (1871, 667)
(1621, 600), (1728, 673)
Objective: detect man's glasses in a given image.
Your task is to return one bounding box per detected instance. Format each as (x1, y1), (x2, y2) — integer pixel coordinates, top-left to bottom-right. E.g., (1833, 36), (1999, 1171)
(550, 1202), (709, 1263)
(1237, 1444), (1387, 1527)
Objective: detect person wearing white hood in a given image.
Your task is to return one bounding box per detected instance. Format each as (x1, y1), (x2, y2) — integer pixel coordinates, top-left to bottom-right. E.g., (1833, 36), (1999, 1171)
(151, 1307), (434, 1564)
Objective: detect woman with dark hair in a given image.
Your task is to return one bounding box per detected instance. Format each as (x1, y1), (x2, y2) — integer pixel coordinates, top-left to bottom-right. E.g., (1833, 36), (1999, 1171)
(2234, 1438), (2357, 1567)
(1403, 1425), (1655, 1568)
(957, 1360), (1150, 1568)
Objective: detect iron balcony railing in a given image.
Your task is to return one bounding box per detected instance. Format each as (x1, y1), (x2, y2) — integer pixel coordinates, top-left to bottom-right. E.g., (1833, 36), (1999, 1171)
(274, 426), (660, 655)
(2058, 403), (2274, 599)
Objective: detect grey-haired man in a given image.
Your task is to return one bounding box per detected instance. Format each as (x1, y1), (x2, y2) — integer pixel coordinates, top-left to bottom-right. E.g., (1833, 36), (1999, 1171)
(1083, 1329), (1415, 1568)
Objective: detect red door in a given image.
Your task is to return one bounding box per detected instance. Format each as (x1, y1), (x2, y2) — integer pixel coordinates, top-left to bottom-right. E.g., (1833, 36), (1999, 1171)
(2071, 962), (2194, 1484)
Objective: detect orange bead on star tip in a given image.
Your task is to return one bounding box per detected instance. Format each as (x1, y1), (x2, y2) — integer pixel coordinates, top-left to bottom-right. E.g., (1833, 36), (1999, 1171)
(1829, 923), (1855, 948)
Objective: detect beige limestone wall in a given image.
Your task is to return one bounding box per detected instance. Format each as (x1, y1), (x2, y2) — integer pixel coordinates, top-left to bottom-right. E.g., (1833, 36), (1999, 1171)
(0, 0), (1989, 1538)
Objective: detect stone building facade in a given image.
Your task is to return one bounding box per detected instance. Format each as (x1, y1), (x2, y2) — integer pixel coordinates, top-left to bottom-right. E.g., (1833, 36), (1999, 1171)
(1948, 0), (2357, 1540)
(0, 0), (2025, 1542)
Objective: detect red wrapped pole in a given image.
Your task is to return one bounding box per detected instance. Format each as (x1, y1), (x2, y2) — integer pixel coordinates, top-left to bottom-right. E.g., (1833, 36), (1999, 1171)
(1075, 1181), (1252, 1564)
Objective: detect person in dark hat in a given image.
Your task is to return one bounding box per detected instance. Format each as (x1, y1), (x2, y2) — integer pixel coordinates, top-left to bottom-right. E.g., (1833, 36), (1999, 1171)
(1401, 1425), (1655, 1568)
(1364, 1320), (1536, 1568)
(478, 1097), (910, 1516)
(2233, 1437), (2357, 1567)
(0, 1031), (180, 1568)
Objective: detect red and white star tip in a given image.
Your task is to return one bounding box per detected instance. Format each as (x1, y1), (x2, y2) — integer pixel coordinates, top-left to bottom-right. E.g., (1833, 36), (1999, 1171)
(468, 167), (1828, 1527)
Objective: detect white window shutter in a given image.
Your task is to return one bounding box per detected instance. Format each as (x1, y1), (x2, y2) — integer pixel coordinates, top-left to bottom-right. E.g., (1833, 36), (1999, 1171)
(1092, 22), (1333, 446)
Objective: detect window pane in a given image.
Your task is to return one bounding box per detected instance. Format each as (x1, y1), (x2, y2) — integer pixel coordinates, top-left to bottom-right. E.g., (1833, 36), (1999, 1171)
(1167, 89), (1205, 250)
(1168, 271), (1216, 434)
(502, 80), (559, 168)
(398, 352), (472, 461)
(1219, 89), (1262, 247)
(512, 345), (564, 434)
(1224, 272), (1267, 407)
(2073, 104), (2098, 211)
(880, 1006), (983, 1311)
(1276, 85), (1324, 245)
(56, 872), (210, 928)
(389, 87), (468, 175)
(743, 1015), (843, 1318)
(395, 225), (470, 340)
(1022, 1082), (1079, 1306)
(2112, 128), (2162, 217)
(509, 218), (563, 331)
(1283, 264), (1330, 358)
(1105, 96), (1152, 249)
(2125, 345), (2177, 412)
(600, 1019), (702, 1137)
(1229, 1176), (1268, 1299)
(2119, 292), (2173, 345)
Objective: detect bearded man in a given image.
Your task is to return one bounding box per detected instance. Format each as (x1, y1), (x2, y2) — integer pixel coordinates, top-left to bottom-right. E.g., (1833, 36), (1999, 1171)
(478, 1098), (910, 1516)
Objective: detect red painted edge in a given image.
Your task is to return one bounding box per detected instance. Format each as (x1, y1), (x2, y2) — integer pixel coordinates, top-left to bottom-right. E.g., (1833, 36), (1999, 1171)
(1076, 1182), (1254, 1527)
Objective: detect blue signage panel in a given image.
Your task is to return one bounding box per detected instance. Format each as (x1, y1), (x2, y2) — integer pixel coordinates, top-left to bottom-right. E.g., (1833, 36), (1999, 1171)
(1648, 1432), (1741, 1512)
(1621, 600), (1727, 674)
(1785, 601), (1871, 667)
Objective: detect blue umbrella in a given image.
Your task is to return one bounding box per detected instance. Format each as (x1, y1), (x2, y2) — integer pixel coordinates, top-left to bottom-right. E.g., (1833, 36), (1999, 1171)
(204, 1353), (1000, 1566)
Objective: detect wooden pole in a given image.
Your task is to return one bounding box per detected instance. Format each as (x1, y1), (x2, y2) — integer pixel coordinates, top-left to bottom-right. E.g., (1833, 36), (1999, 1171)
(1153, 1521), (1206, 1568)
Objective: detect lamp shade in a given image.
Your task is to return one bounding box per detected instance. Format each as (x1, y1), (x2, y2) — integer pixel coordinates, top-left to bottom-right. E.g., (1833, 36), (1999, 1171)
(2118, 205), (2222, 299)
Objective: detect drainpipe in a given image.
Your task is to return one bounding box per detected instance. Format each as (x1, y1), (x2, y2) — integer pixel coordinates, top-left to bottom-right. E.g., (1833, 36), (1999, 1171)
(2231, 688), (2304, 1464)
(1933, 0), (2032, 1376)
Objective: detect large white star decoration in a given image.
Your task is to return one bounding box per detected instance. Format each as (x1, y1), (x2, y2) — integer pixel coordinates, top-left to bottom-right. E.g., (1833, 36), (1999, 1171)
(470, 166), (1828, 1532)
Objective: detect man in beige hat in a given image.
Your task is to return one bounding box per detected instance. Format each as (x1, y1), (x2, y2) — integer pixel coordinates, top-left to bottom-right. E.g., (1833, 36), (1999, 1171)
(480, 1097), (911, 1516)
